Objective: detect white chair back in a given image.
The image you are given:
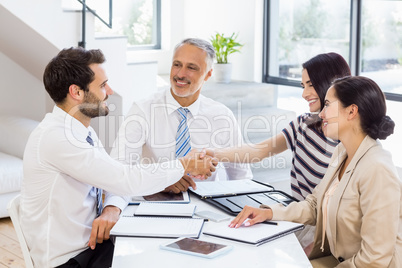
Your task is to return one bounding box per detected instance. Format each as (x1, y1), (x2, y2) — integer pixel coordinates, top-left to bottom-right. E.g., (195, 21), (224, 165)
(7, 195), (34, 268)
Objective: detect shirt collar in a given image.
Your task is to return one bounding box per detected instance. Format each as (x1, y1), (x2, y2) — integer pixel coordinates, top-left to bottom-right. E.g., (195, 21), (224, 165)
(165, 89), (202, 117)
(52, 105), (93, 142)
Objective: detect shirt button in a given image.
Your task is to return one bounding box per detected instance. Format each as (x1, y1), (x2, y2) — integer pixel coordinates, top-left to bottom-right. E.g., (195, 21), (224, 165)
(338, 256), (345, 262)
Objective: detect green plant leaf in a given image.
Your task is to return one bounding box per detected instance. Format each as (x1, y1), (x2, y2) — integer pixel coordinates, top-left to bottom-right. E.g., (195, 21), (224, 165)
(210, 32), (244, 64)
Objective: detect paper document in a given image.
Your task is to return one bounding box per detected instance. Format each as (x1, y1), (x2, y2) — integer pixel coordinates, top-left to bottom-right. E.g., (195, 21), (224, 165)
(111, 216), (205, 238)
(134, 202), (196, 217)
(203, 220), (304, 246)
(190, 179), (271, 198)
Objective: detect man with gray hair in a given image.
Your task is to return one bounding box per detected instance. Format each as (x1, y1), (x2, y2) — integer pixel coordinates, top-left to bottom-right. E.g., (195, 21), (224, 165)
(111, 38), (251, 193)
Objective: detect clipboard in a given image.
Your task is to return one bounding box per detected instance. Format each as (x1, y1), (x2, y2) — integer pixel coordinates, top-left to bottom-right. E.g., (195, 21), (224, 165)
(189, 179), (297, 215)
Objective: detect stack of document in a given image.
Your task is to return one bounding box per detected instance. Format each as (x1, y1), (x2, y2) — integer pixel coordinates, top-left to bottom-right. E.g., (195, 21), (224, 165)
(110, 216), (205, 238)
(111, 202), (202, 238)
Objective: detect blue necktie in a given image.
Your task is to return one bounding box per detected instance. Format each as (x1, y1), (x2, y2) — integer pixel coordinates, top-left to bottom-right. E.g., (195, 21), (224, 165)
(86, 132), (94, 146)
(176, 108), (191, 158)
(87, 132), (103, 217)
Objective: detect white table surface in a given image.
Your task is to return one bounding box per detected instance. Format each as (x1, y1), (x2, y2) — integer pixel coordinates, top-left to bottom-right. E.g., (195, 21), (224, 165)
(112, 194), (312, 268)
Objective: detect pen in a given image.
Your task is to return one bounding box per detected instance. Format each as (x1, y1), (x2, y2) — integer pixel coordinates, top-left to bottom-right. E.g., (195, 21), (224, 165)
(260, 221), (278, 226)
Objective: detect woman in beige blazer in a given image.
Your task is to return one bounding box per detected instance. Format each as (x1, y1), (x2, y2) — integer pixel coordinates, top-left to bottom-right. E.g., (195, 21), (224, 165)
(230, 76), (401, 267)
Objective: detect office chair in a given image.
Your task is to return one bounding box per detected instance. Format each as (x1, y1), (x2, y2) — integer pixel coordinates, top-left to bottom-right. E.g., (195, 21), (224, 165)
(7, 195), (34, 268)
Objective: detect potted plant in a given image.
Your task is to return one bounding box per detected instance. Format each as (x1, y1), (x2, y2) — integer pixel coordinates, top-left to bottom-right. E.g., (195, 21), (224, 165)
(210, 32), (244, 83)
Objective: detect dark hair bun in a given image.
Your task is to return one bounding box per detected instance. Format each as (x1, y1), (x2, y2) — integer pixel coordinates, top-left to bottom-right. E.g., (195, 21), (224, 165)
(366, 115), (395, 140)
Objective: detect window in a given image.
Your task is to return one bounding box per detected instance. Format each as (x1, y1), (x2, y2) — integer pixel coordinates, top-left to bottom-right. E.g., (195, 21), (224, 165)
(92, 0), (161, 49)
(265, 0), (402, 164)
(264, 0), (402, 100)
(360, 0), (402, 96)
(265, 0), (351, 85)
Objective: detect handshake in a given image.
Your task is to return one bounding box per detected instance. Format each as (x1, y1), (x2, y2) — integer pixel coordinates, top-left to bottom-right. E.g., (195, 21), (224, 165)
(178, 149), (217, 180)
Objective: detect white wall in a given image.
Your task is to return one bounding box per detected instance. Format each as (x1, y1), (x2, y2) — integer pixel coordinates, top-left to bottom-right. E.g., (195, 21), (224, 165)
(0, 0), (265, 122)
(181, 0), (264, 82)
(0, 0), (83, 50)
(0, 52), (49, 121)
(127, 0), (264, 82)
(0, 0), (89, 122)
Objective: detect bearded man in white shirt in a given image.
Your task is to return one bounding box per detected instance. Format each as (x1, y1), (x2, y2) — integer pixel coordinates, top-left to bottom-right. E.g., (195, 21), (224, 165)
(20, 47), (216, 268)
(110, 38), (252, 194)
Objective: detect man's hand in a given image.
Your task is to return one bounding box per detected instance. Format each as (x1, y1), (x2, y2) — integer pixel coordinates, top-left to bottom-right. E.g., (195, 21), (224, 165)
(163, 175), (197, 193)
(88, 205), (121, 250)
(179, 149), (218, 179)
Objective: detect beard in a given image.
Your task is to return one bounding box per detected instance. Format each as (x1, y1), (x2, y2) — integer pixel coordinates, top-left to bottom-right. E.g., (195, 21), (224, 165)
(171, 76), (195, 98)
(79, 90), (109, 118)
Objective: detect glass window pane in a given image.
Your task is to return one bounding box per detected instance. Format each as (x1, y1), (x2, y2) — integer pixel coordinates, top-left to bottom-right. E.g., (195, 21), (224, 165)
(269, 0), (351, 81)
(94, 0), (159, 48)
(360, 0), (402, 94)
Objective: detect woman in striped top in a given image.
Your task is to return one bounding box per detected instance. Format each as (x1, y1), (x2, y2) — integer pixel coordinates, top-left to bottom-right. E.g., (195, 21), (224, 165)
(285, 53), (350, 201)
(213, 52), (350, 199)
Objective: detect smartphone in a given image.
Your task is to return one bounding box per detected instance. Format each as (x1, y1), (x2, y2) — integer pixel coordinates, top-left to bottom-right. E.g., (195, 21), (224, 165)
(160, 237), (233, 259)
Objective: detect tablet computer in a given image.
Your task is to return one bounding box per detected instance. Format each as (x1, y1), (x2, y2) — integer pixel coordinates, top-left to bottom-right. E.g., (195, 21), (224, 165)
(130, 191), (190, 205)
(160, 237), (232, 259)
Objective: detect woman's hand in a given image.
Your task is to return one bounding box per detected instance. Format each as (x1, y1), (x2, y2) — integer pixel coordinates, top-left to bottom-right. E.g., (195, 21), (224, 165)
(229, 205), (273, 228)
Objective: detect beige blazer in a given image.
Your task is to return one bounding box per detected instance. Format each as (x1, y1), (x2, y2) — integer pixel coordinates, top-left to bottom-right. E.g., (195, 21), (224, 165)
(269, 136), (401, 267)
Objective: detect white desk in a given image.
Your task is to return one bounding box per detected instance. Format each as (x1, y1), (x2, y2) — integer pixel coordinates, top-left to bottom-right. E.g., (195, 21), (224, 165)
(112, 195), (312, 268)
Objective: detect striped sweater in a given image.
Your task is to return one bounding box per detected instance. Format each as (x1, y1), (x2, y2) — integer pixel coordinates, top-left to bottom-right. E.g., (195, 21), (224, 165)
(282, 114), (338, 201)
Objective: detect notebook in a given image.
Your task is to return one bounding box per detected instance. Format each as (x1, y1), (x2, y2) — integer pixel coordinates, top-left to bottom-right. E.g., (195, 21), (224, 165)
(110, 216), (205, 238)
(134, 202), (196, 217)
(203, 220), (304, 246)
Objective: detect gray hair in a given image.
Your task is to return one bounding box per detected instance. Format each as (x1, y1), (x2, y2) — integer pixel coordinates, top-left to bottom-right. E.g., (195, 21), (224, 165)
(173, 38), (216, 69)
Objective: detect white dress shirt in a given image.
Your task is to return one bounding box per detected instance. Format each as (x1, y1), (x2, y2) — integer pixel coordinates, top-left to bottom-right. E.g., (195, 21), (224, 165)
(20, 106), (184, 267)
(110, 89), (252, 181)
